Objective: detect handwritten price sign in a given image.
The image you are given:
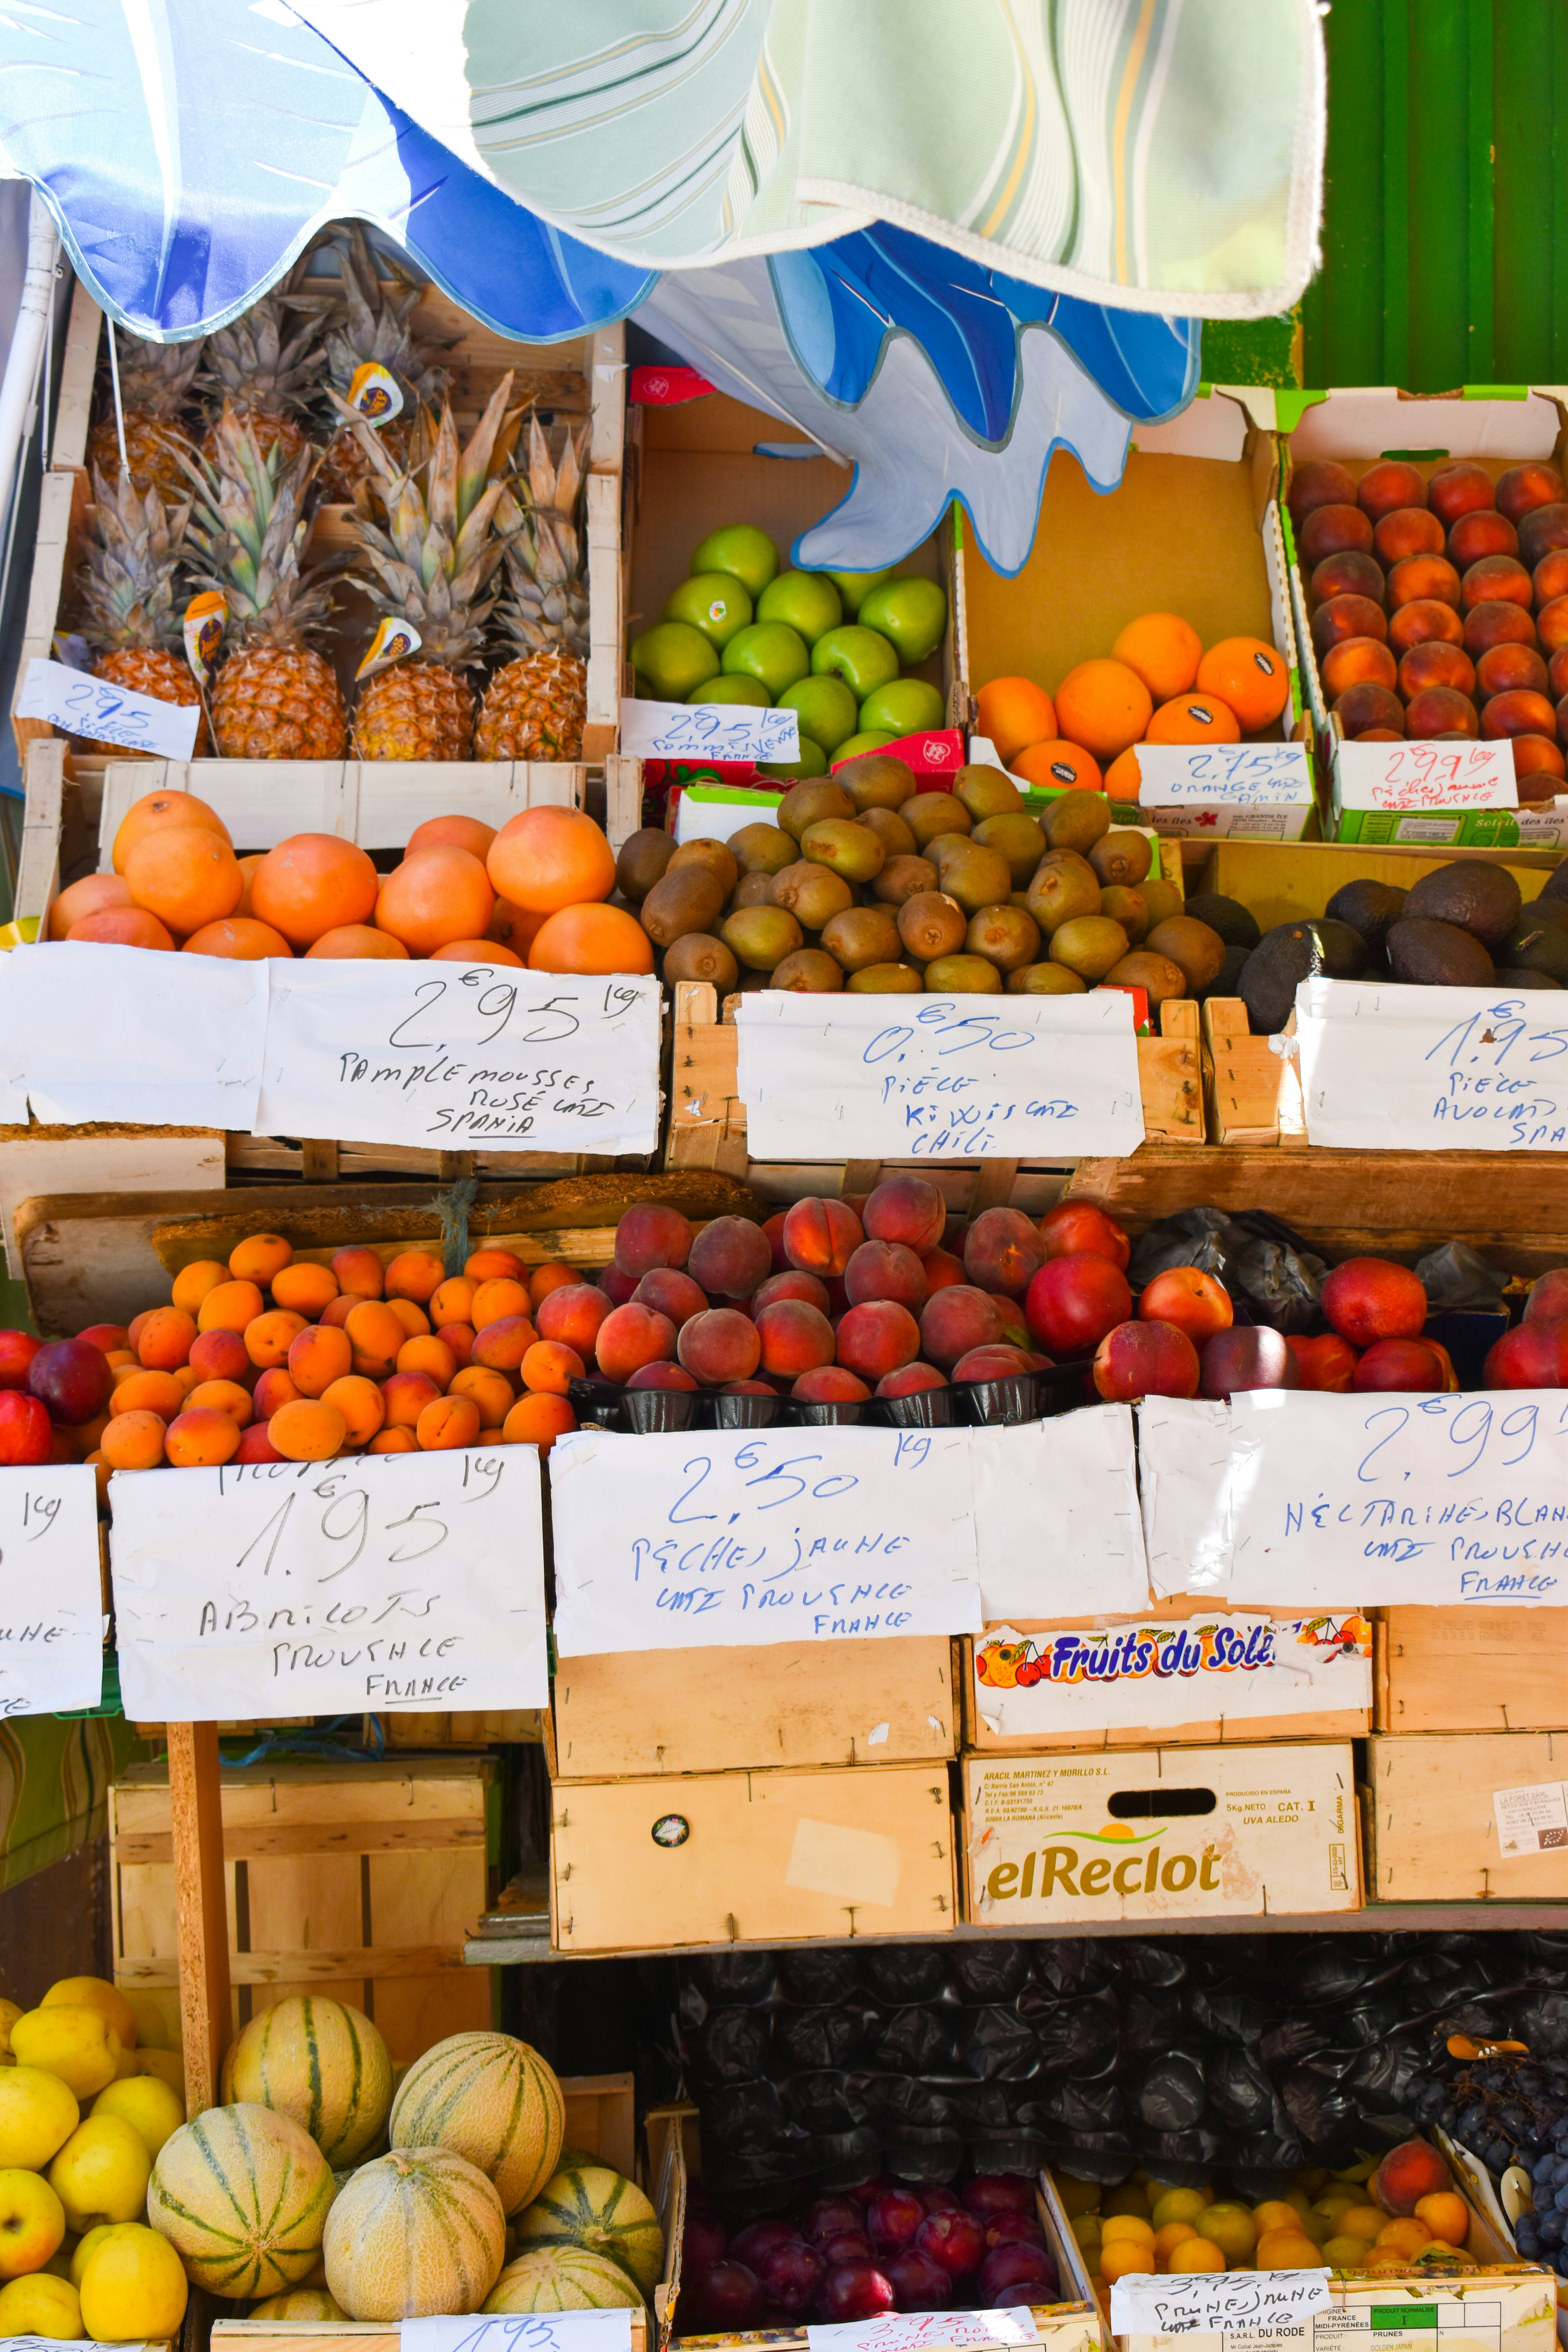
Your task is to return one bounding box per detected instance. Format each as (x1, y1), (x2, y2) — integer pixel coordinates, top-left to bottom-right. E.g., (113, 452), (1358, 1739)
(0, 940), (268, 1129)
(618, 696), (800, 762)
(1336, 735), (1517, 810)
(1138, 742), (1313, 806)
(256, 963), (662, 1153)
(736, 993), (1145, 1160)
(0, 1466), (103, 1716)
(1295, 976), (1568, 1150)
(109, 1448), (547, 1722)
(404, 2314), (634, 2352)
(16, 656), (202, 759)
(1110, 2267), (1328, 2337)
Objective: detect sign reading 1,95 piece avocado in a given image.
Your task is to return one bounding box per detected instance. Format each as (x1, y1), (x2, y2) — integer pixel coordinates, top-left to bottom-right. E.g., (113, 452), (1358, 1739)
(1294, 975), (1568, 1149)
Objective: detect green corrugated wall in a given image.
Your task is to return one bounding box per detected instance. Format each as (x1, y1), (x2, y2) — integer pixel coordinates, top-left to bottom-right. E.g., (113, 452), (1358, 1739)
(1301, 0), (1568, 391)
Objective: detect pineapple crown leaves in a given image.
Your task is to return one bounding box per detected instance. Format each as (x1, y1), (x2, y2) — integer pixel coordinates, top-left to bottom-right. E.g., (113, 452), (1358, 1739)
(109, 330), (205, 417)
(179, 403), (337, 650)
(77, 465), (195, 652)
(315, 221), (453, 408)
(492, 410), (590, 656)
(199, 254), (334, 420)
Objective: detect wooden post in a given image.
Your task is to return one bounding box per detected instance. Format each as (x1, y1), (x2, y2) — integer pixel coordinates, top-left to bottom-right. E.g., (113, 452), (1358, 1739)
(167, 1721), (231, 2113)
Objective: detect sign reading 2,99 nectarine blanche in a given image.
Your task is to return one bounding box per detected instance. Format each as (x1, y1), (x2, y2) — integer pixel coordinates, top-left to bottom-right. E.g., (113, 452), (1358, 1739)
(0, 1465), (104, 1715)
(735, 993), (1145, 1161)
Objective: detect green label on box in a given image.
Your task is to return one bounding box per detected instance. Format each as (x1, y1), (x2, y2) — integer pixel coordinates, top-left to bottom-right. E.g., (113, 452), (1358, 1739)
(1372, 2309), (1437, 2330)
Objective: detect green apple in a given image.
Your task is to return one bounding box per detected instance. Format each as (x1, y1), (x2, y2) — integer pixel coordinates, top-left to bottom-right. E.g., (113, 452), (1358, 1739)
(858, 677), (946, 735)
(831, 730), (897, 764)
(688, 673), (772, 706)
(811, 624), (899, 699)
(780, 674), (858, 755)
(760, 739), (828, 780)
(828, 567), (895, 614)
(631, 620), (720, 702)
(690, 524), (780, 600)
(722, 620), (810, 697)
(664, 571), (754, 647)
(857, 577), (947, 665)
(757, 570), (842, 646)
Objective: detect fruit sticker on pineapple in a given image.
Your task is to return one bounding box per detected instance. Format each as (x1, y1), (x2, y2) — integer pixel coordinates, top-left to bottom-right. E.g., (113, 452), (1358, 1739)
(357, 617), (422, 682)
(182, 590), (225, 688)
(349, 361), (404, 425)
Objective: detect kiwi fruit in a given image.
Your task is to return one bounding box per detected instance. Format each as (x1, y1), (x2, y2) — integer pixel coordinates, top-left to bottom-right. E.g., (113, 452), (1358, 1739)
(924, 953), (1003, 993)
(954, 764), (1022, 820)
(873, 853), (940, 906)
(1104, 950), (1188, 1005)
(771, 949), (844, 992)
(1145, 915), (1227, 993)
(732, 871), (775, 909)
(837, 752), (917, 812)
(822, 905), (903, 972)
(1089, 829), (1152, 888)
(640, 864), (726, 946)
(730, 822), (796, 877)
(1139, 878), (1185, 927)
(1007, 962), (1088, 995)
(905, 792), (973, 848)
(1043, 792), (1111, 855)
(1100, 886), (1150, 941)
(615, 827), (675, 904)
(898, 891), (968, 961)
(847, 962), (924, 993)
(668, 836), (739, 899)
(663, 933), (740, 990)
(800, 817), (887, 882)
(721, 904), (805, 971)
(974, 811), (1048, 887)
(966, 904), (1041, 971)
(768, 860), (855, 929)
(934, 840), (1014, 914)
(1050, 915), (1131, 981)
(778, 778), (854, 840)
(860, 805), (918, 858)
(1025, 850), (1102, 936)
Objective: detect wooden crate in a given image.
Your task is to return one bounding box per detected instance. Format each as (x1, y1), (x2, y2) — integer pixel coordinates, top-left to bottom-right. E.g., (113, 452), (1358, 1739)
(1377, 1610), (1568, 1734)
(385, 1710), (544, 1749)
(549, 1637), (957, 1781)
(111, 1756), (497, 2062)
(1367, 1731), (1568, 1902)
(550, 1761), (958, 1952)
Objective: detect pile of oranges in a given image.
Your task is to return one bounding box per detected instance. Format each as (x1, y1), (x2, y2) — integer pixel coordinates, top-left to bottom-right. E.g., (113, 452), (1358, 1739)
(81, 1233), (587, 1479)
(975, 616), (1292, 800)
(45, 795), (652, 976)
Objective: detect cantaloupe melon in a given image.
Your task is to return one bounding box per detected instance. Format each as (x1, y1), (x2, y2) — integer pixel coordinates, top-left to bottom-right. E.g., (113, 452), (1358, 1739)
(485, 2247), (646, 2314)
(512, 2165), (663, 2296)
(147, 2103), (334, 2298)
(249, 2286), (348, 2319)
(225, 1996), (391, 2165)
(389, 2033), (564, 2217)
(324, 2146), (505, 2320)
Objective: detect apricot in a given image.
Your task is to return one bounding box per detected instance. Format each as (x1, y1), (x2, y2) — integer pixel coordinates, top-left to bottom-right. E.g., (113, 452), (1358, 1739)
(519, 1341), (584, 1396)
(1387, 554), (1461, 610)
(1374, 507), (1444, 567)
(368, 1426), (418, 1454)
(423, 1281), (471, 1332)
(1311, 594), (1387, 657)
(1405, 688), (1479, 740)
(101, 1410), (168, 1471)
(523, 1263), (574, 1313)
(165, 1406), (241, 1467)
(417, 1394), (479, 1450)
(962, 1208), (1045, 1298)
(1376, 2219), (1433, 2260)
(1484, 688), (1557, 741)
(1093, 1318), (1200, 1401)
(595, 1303), (677, 1383)
(612, 1204), (694, 1279)
(863, 1175), (946, 1255)
(250, 1368), (299, 1420)
(397, 1335), (459, 1388)
(1322, 637), (1398, 699)
(533, 1285), (611, 1358)
(1538, 595), (1568, 655)
(1299, 504), (1374, 567)
(1256, 2232), (1327, 2272)
(1461, 553), (1532, 611)
(372, 1252), (438, 1310)
(135, 1308), (196, 1371)
(434, 1323), (475, 1369)
(225, 1234), (287, 1287)
(676, 1308), (764, 1386)
(920, 1285), (1008, 1368)
(1352, 1338), (1446, 1393)
(198, 1283), (265, 1341)
(111, 1369), (185, 1421)
(170, 1261), (229, 1317)
(330, 1245), (385, 1299)
(265, 1400), (344, 1462)
(1388, 597), (1465, 654)
(504, 1393), (577, 1452)
(1310, 550), (1386, 610)
(1138, 1265), (1233, 1342)
(1475, 642), (1546, 699)
(285, 1324), (352, 1398)
(344, 1301), (407, 1380)
(377, 1299), (425, 1343)
(1336, 682), (1406, 738)
(1288, 459), (1357, 522)
(836, 1301), (920, 1381)
(1449, 508), (1518, 568)
(1397, 642), (1475, 702)
(241, 1309), (304, 1369)
(263, 1264), (334, 1321)
(448, 1366), (515, 1426)
(1465, 599), (1538, 657)
(457, 1248), (522, 1285)
(1322, 1258), (1428, 1347)
(1414, 2193), (1469, 2247)
(1499, 460), (1566, 521)
(469, 1316), (534, 1373)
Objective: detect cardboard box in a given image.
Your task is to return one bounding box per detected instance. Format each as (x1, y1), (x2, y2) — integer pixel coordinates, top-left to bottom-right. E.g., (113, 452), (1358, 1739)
(964, 1742), (1360, 1926)
(1367, 1731), (1568, 1902)
(1117, 2272), (1557, 2352)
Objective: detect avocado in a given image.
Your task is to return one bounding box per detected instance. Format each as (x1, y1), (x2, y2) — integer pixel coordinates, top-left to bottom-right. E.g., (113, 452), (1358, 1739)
(1501, 911), (1568, 984)
(1403, 859), (1522, 947)
(1181, 892), (1261, 951)
(1238, 918), (1369, 1032)
(1199, 941), (1253, 1001)
(1541, 860), (1568, 906)
(1386, 917), (1496, 987)
(1325, 878), (1407, 959)
(1494, 966), (1564, 989)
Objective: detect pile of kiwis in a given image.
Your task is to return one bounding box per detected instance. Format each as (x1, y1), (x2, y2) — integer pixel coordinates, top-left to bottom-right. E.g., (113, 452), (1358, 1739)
(614, 751), (1233, 1001)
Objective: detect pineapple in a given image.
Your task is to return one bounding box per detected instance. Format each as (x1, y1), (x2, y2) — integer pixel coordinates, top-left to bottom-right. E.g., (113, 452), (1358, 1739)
(75, 467), (208, 755)
(476, 413), (590, 762)
(183, 404), (347, 759)
(87, 332), (203, 502)
(341, 374), (518, 761)
(315, 223), (452, 502)
(199, 260), (333, 473)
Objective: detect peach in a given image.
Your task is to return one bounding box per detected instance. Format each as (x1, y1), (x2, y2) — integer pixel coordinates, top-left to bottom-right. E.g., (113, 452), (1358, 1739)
(187, 1378), (253, 1426)
(437, 1321), (476, 1367)
(135, 1308), (196, 1371)
(1299, 504), (1374, 567)
(755, 1300), (836, 1379)
(197, 1279), (265, 1335)
(1449, 508), (1518, 568)
(449, 1366), (515, 1426)
(1527, 1269), (1568, 1321)
(1322, 638), (1398, 699)
(1538, 550), (1568, 605)
(368, 1426), (419, 1454)
(1498, 461), (1566, 522)
(503, 1394), (576, 1451)
(398, 1334), (459, 1387)
(753, 1270), (830, 1315)
(599, 1269), (637, 1305)
(1335, 683), (1406, 738)
(230, 1232), (292, 1285)
(1525, 503), (1568, 564)
(677, 1308), (764, 1387)
(1428, 462), (1496, 528)
(920, 1284), (1008, 1368)
(1310, 550), (1385, 608)
(626, 1361), (699, 1391)
(421, 1392), (482, 1449)
(344, 1301), (406, 1379)
(612, 1203), (694, 1277)
(792, 1367), (870, 1403)
(1475, 642), (1547, 699)
(1388, 598), (1465, 654)
(844, 1241), (927, 1311)
(1397, 642), (1475, 701)
(632, 1269), (708, 1328)
(878, 1363), (949, 1397)
(252, 1367), (301, 1419)
(953, 1344), (1036, 1385)
(921, 1246), (968, 1292)
(691, 1215), (776, 1297)
(760, 1211), (791, 1270)
(287, 1323), (353, 1397)
(836, 1301), (920, 1381)
(1515, 736), (1566, 791)
(385, 1249), (443, 1303)
(1286, 1333), (1359, 1391)
(471, 1278), (530, 1329)
(1352, 1339), (1447, 1393)
(430, 1276), (476, 1327)
(236, 1423), (285, 1463)
(101, 1410), (168, 1471)
(465, 1247), (525, 1282)
(1311, 594), (1388, 656)
(1372, 2141), (1454, 2218)
(1138, 1266), (1233, 1342)
(111, 1369), (185, 1421)
(1289, 459), (1357, 521)
(1387, 555), (1461, 610)
(535, 1285), (613, 1355)
(1322, 1257), (1428, 1345)
(1199, 1326), (1300, 1398)
(1484, 688), (1557, 741)
(1024, 1256), (1132, 1355)
(243, 1308), (306, 1369)
(330, 1245), (385, 1299)
(164, 1406), (241, 1467)
(1038, 1201), (1130, 1267)
(1484, 1319), (1568, 1388)
(472, 1316), (536, 1373)
(269, 1262), (339, 1319)
(1358, 459), (1427, 519)
(1465, 600), (1537, 656)
(962, 1209), (1045, 1298)
(521, 1341), (585, 1395)
(1405, 688), (1478, 740)
(529, 1262), (579, 1310)
(1539, 595), (1568, 655)
(1093, 1319), (1200, 1402)
(597, 1303), (678, 1383)
(1373, 507), (1444, 567)
(1461, 554), (1532, 612)
(863, 1175), (947, 1254)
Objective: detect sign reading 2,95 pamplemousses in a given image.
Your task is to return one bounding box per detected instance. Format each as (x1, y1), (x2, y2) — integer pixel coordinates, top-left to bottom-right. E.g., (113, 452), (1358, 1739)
(735, 993), (1145, 1160)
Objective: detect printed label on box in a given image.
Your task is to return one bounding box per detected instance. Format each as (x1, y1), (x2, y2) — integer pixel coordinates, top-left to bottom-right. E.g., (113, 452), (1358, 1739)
(1494, 1780), (1568, 1855)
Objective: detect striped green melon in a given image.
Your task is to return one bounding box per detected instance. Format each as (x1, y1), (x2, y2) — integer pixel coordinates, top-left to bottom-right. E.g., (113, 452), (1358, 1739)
(226, 1995), (392, 2166)
(389, 2032), (564, 2217)
(147, 2102), (335, 2299)
(512, 2166), (663, 2296)
(323, 2147), (505, 2320)
(249, 2288), (348, 2320)
(485, 2247), (645, 2314)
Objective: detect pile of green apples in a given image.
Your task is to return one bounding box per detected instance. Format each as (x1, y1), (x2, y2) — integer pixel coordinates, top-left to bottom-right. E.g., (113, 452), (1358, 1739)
(631, 523), (949, 776)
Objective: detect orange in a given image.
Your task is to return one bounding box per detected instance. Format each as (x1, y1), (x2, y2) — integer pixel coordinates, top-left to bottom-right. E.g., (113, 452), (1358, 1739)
(111, 790), (230, 874)
(67, 907), (176, 951)
(521, 1341), (584, 1395)
(1413, 2194), (1468, 2248)
(49, 873), (132, 940)
(1113, 612), (1203, 702)
(1103, 747), (1143, 802)
(1012, 740), (1102, 791)
(368, 1426), (417, 1454)
(164, 1406), (241, 1467)
(269, 1400), (347, 1462)
(431, 938), (523, 965)
(376, 845), (495, 956)
(196, 1280), (264, 1335)
(306, 924), (409, 960)
(1197, 635), (1290, 730)
(466, 1249), (526, 1282)
(450, 1366), (514, 1426)
(251, 834), (379, 948)
(502, 1393), (576, 1451)
(975, 676), (1057, 762)
(186, 1378), (254, 1426)
(230, 1233), (292, 1285)
(529, 903), (654, 975)
(407, 813), (497, 862)
(100, 1410), (167, 1471)
(472, 1278), (531, 1330)
(487, 806), (615, 913)
(385, 1250), (444, 1304)
(1145, 691), (1242, 745)
(1053, 659), (1153, 761)
(345, 1302), (405, 1379)
(270, 1263), (339, 1318)
(488, 898), (548, 958)
(385, 1297), (431, 1339)
(321, 1374), (385, 1447)
(287, 1325), (353, 1397)
(123, 826), (243, 934)
(182, 916), (293, 959)
(234, 851), (265, 918)
(417, 1394), (480, 1450)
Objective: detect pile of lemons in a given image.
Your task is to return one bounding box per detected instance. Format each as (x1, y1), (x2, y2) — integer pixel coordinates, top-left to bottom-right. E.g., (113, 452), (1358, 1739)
(1058, 2163), (1476, 2281)
(0, 1973), (187, 2341)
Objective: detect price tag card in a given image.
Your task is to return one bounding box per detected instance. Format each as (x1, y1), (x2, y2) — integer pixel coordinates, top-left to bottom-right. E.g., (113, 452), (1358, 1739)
(404, 2314), (634, 2352)
(969, 1406), (1147, 1619)
(0, 942), (267, 1127)
(618, 697), (800, 762)
(109, 1448), (547, 1722)
(1137, 1398), (1234, 1597)
(735, 993), (1145, 1161)
(1225, 1387), (1568, 1608)
(256, 964), (662, 1153)
(1137, 742), (1313, 805)
(1110, 2267), (1328, 2337)
(1335, 734), (1517, 809)
(0, 1466), (103, 1715)
(808, 2314), (1040, 2352)
(548, 1423), (980, 1656)
(15, 655), (202, 759)
(1295, 976), (1568, 1150)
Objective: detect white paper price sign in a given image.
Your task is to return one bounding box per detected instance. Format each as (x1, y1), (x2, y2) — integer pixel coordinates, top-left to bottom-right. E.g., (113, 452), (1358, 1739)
(1225, 1387), (1568, 1608)
(109, 1448), (547, 1721)
(0, 941), (268, 1127)
(970, 1406), (1147, 1619)
(0, 1466), (103, 1715)
(736, 993), (1145, 1161)
(1109, 2268), (1328, 2337)
(1295, 976), (1568, 1150)
(404, 2314), (634, 2352)
(618, 696), (800, 762)
(808, 2314), (1040, 2352)
(15, 655), (201, 759)
(1136, 1398), (1234, 1597)
(1138, 742), (1312, 804)
(1335, 734), (1517, 810)
(548, 1423), (980, 1656)
(256, 963), (662, 1153)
